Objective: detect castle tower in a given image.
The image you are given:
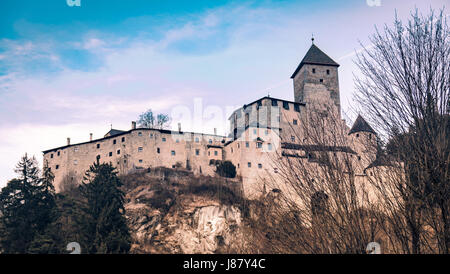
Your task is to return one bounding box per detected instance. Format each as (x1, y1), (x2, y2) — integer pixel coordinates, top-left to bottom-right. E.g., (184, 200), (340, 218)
(291, 41), (340, 114)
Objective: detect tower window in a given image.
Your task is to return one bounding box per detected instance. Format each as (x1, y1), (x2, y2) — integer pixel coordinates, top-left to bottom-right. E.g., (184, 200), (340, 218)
(138, 132), (142, 136)
(171, 150), (176, 156)
(320, 79), (323, 83)
(195, 137), (199, 143)
(109, 152), (112, 157)
(74, 160), (78, 165)
(327, 69), (330, 75)
(122, 137), (125, 142)
(268, 143), (272, 150)
(113, 139), (116, 144)
(138, 147), (143, 152)
(195, 149), (200, 156)
(117, 149), (120, 155)
(294, 104), (300, 112)
(150, 133), (153, 138)
(258, 163), (262, 169)
(57, 151), (60, 156)
(55, 165), (59, 170)
(356, 133), (360, 138)
(214, 151), (218, 156)
(157, 148), (160, 153)
(283, 101), (289, 110)
(97, 144), (100, 149)
(50, 154), (53, 159)
(139, 159), (143, 163)
(256, 142), (262, 148)
(248, 162), (251, 168)
(271, 99), (278, 106)
(291, 136), (295, 142)
(312, 68), (316, 73)
(246, 142), (249, 148)
(293, 119), (298, 125)
(209, 139), (212, 144)
(162, 137), (166, 142)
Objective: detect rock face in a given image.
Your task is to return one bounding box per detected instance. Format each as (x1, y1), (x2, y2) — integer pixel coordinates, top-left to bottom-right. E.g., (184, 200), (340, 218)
(123, 168), (247, 254)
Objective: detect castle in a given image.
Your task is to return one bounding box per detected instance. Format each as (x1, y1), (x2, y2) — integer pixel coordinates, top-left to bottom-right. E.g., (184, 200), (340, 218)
(43, 42), (381, 198)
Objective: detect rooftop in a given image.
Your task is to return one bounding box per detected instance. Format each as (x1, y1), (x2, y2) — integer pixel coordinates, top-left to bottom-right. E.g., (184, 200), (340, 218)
(291, 44), (339, 79)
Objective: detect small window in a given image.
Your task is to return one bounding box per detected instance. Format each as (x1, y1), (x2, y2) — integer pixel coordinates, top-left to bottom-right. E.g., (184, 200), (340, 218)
(157, 148), (160, 153)
(162, 137), (166, 142)
(208, 151), (210, 156)
(271, 99), (278, 106)
(96, 155), (101, 160)
(57, 151), (60, 156)
(265, 130), (269, 135)
(50, 154), (53, 159)
(138, 132), (142, 136)
(195, 137), (199, 143)
(291, 136), (295, 142)
(237, 163), (240, 168)
(274, 168), (278, 173)
(258, 163), (262, 169)
(358, 156), (361, 161)
(171, 150), (175, 156)
(312, 68), (316, 73)
(109, 152), (112, 157)
(320, 79), (323, 83)
(97, 144), (100, 149)
(245, 142), (249, 148)
(214, 151), (218, 156)
(283, 101), (289, 110)
(150, 133), (153, 138)
(176, 139), (179, 143)
(256, 142), (262, 148)
(231, 148), (233, 153)
(294, 104), (300, 112)
(74, 160), (78, 165)
(369, 134), (372, 139)
(139, 159), (143, 163)
(138, 147), (143, 152)
(268, 143), (272, 150)
(253, 129), (257, 135)
(74, 147), (79, 152)
(55, 165), (59, 169)
(248, 162), (251, 168)
(356, 133), (360, 138)
(113, 139), (116, 144)
(195, 149), (200, 156)
(117, 149), (120, 155)
(209, 139), (212, 144)
(326, 69), (330, 75)
(293, 119), (298, 125)
(122, 137), (125, 142)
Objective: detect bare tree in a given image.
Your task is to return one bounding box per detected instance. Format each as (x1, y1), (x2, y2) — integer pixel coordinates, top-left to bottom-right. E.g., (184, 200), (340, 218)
(137, 109), (171, 129)
(354, 9), (449, 253)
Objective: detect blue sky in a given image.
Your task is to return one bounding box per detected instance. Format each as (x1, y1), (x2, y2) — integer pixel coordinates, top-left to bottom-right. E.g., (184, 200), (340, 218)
(0, 0), (448, 187)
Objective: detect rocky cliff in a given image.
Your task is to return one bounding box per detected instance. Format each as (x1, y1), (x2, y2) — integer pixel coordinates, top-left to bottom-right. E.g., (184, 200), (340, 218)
(122, 167), (250, 254)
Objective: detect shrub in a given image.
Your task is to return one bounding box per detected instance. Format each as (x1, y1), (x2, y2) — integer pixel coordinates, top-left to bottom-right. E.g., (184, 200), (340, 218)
(215, 161), (236, 178)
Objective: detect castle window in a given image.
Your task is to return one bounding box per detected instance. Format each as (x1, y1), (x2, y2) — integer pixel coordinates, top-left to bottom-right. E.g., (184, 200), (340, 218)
(208, 151), (210, 156)
(293, 119), (298, 125)
(117, 149), (120, 155)
(109, 152), (112, 157)
(258, 163), (262, 169)
(265, 130), (268, 135)
(57, 151), (60, 156)
(50, 154), (53, 158)
(320, 79), (323, 83)
(274, 167), (278, 173)
(171, 150), (176, 156)
(176, 139), (179, 143)
(157, 148), (160, 153)
(271, 99), (278, 106)
(195, 149), (200, 156)
(195, 137), (199, 143)
(327, 69), (330, 75)
(268, 143), (272, 150)
(238, 143), (240, 148)
(209, 139), (212, 144)
(231, 148), (233, 153)
(253, 129), (257, 135)
(122, 137), (125, 142)
(283, 101), (289, 110)
(245, 142), (249, 148)
(97, 144), (100, 149)
(124, 159), (127, 164)
(312, 68), (316, 73)
(150, 133), (153, 138)
(291, 136), (295, 142)
(55, 165), (59, 169)
(358, 156), (361, 161)
(138, 147), (143, 152)
(256, 142), (262, 148)
(113, 139), (116, 144)
(74, 147), (79, 152)
(248, 162), (251, 168)
(356, 133), (360, 138)
(369, 134), (372, 139)
(139, 159), (143, 163)
(138, 132), (142, 136)
(238, 163), (240, 168)
(162, 137), (166, 142)
(96, 155), (100, 160)
(74, 160), (78, 165)
(214, 151), (218, 156)
(294, 104), (300, 112)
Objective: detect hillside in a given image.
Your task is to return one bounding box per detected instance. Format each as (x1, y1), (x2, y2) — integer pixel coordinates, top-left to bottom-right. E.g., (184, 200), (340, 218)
(121, 167), (252, 254)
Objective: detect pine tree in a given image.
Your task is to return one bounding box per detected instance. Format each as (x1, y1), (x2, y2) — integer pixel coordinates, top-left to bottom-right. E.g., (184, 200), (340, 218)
(79, 161), (131, 254)
(0, 154), (57, 253)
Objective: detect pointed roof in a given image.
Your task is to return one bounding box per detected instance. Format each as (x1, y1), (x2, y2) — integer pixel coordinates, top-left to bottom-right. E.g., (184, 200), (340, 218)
(104, 129), (126, 138)
(348, 115), (376, 135)
(291, 44), (339, 79)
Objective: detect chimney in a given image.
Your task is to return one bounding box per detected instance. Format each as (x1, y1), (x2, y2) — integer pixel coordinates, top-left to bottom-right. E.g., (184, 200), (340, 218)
(67, 138), (71, 146)
(89, 133), (93, 141)
(178, 123), (181, 132)
(131, 121), (136, 130)
(214, 128), (217, 135)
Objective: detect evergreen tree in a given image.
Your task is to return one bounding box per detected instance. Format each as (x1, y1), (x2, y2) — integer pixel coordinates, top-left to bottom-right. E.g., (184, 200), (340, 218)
(0, 155), (57, 253)
(79, 161), (131, 254)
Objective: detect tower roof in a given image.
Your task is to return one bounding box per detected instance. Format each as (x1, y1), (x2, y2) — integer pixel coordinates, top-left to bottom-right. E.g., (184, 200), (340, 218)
(291, 44), (339, 79)
(348, 115), (376, 135)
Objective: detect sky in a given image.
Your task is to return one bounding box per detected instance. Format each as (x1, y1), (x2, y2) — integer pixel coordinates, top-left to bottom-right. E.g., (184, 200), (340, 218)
(0, 0), (447, 188)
